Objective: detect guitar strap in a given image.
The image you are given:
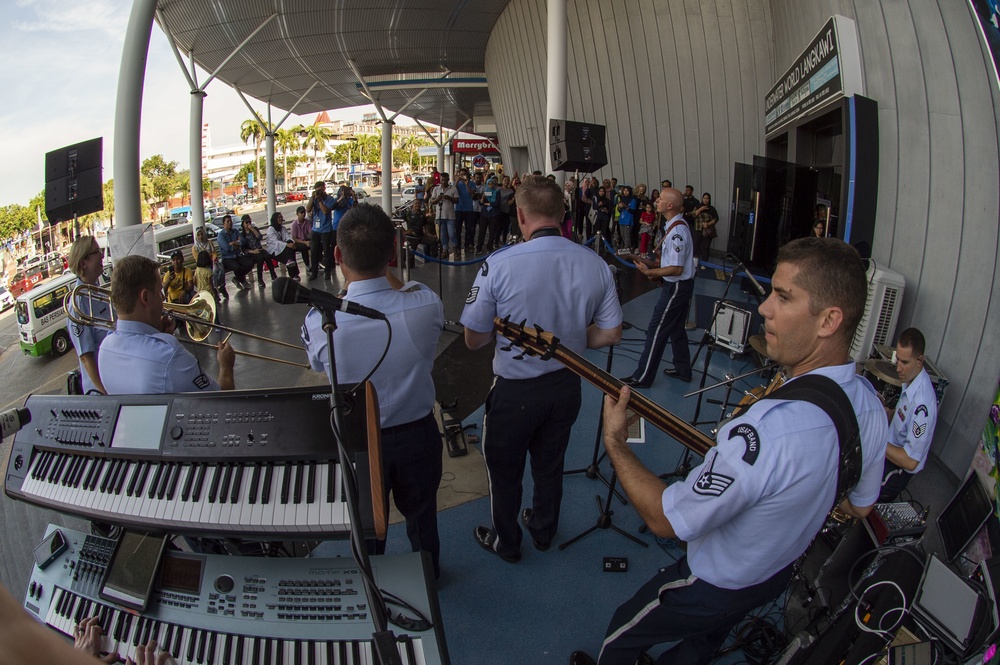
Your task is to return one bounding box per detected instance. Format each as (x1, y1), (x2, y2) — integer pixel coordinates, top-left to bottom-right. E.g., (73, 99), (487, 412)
(760, 374), (863, 510)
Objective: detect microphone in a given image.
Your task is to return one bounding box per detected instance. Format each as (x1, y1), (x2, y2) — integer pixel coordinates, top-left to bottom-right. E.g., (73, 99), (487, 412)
(731, 257), (766, 298)
(271, 277), (387, 320)
(1, 407), (31, 440)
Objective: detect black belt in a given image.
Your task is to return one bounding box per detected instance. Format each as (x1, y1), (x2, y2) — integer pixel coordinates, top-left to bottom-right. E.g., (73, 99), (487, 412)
(381, 411), (435, 435)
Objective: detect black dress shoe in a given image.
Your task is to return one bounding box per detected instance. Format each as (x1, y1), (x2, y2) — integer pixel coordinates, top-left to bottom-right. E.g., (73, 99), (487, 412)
(307, 272), (318, 281)
(473, 526), (521, 563)
(618, 376), (652, 389)
(569, 651), (597, 665)
(662, 368), (692, 383)
(521, 509), (550, 551)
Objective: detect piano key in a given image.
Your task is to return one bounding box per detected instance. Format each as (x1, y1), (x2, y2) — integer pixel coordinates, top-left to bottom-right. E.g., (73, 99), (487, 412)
(148, 463), (165, 499)
(156, 462), (173, 500)
(207, 465), (223, 503)
(306, 462), (317, 504)
(248, 464), (261, 504)
(181, 462), (195, 501)
(276, 638), (285, 665)
(166, 463), (183, 501)
(218, 464), (233, 504)
(206, 629), (218, 665)
(262, 463), (275, 505)
(279, 463), (292, 505)
(136, 460), (153, 497)
(191, 464), (208, 501)
(115, 460), (132, 495)
(230, 465), (244, 504)
(293, 462), (304, 505)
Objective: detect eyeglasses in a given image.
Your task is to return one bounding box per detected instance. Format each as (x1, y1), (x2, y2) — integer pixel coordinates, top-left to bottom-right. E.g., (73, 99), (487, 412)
(87, 249), (103, 259)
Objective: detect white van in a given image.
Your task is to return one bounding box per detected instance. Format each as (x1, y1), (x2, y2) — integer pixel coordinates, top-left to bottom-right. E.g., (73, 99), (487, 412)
(15, 273), (77, 357)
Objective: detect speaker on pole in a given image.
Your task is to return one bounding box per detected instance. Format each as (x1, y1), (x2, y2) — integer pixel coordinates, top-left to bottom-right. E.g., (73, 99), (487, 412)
(45, 137), (104, 221)
(548, 119), (608, 172)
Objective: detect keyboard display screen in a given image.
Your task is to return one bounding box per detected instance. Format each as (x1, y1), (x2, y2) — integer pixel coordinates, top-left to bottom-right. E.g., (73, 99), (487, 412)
(111, 405), (168, 450)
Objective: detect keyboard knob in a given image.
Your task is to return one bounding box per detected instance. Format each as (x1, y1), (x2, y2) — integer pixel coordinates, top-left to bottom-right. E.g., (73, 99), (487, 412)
(215, 575), (235, 594)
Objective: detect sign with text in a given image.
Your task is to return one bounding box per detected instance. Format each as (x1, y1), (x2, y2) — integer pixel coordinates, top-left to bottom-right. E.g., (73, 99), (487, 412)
(764, 15), (863, 137)
(451, 139), (499, 154)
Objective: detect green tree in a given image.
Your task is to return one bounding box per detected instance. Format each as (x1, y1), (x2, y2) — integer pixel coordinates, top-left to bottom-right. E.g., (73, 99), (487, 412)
(301, 124), (333, 183)
(275, 128), (300, 193)
(240, 115), (269, 198)
(140, 155), (180, 205)
(0, 204), (37, 243)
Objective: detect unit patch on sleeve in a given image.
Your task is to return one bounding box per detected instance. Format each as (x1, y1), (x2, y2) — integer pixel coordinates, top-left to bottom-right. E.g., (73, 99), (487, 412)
(728, 423), (761, 466)
(693, 453), (735, 497)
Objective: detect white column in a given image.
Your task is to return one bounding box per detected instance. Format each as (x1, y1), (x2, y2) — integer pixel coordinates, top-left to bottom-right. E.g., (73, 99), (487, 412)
(381, 120), (394, 214)
(546, 0), (567, 184)
(265, 131), (276, 219)
(189, 90), (207, 230)
(113, 0), (158, 227)
(438, 125), (446, 173)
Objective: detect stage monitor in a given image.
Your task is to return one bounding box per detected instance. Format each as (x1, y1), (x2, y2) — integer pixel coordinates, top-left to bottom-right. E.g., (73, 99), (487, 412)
(937, 470), (993, 563)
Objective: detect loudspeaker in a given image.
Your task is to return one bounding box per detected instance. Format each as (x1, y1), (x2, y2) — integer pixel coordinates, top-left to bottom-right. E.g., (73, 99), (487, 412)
(549, 119), (606, 146)
(45, 138), (104, 221)
(46, 170), (103, 221)
(45, 137), (102, 181)
(550, 141), (608, 172)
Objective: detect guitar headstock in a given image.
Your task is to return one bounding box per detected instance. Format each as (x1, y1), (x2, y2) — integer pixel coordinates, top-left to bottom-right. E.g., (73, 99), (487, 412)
(492, 316), (560, 360)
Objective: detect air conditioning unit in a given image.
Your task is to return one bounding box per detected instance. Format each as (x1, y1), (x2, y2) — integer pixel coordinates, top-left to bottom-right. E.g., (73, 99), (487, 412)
(850, 263), (905, 363)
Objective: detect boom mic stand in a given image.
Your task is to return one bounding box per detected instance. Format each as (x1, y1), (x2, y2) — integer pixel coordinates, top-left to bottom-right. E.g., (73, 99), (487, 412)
(559, 453), (647, 551)
(321, 310), (402, 665)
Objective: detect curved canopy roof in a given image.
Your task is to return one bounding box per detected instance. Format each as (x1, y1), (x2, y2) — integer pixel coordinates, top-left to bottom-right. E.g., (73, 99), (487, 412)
(155, 0), (510, 129)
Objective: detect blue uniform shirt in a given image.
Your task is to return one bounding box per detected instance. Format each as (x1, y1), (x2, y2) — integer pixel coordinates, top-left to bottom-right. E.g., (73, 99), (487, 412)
(302, 277), (443, 428)
(312, 194), (336, 234)
(660, 214), (695, 281)
(99, 320), (221, 394)
(217, 229), (243, 260)
(460, 235), (623, 380)
(455, 180), (477, 212)
(663, 362), (888, 589)
(332, 195), (354, 231)
(67, 277), (110, 394)
(889, 367), (937, 474)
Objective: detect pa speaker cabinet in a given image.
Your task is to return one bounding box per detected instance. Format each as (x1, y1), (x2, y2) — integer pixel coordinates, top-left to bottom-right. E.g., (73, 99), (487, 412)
(549, 119), (606, 146)
(550, 141), (608, 172)
(45, 137), (102, 182)
(46, 169), (103, 221)
(710, 300), (752, 354)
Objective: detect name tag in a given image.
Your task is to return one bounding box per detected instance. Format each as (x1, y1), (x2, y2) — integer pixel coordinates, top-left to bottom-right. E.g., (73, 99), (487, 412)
(314, 220), (322, 230)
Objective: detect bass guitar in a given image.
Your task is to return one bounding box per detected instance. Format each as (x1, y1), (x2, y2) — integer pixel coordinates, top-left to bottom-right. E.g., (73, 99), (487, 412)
(493, 317), (715, 457)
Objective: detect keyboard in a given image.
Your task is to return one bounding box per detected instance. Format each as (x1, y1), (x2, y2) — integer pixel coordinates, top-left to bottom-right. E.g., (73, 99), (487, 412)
(5, 385), (387, 540)
(24, 525), (449, 664)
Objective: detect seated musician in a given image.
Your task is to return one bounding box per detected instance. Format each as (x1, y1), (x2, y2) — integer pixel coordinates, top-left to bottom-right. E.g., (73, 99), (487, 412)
(571, 238), (889, 665)
(300, 205), (445, 578)
(878, 327), (938, 502)
(98, 255), (236, 394)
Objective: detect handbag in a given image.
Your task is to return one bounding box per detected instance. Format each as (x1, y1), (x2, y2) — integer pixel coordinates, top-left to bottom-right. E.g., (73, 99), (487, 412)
(703, 225), (718, 239)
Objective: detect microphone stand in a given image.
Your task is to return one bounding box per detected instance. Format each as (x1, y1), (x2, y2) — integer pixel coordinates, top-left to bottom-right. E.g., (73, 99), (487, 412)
(320, 310), (401, 665)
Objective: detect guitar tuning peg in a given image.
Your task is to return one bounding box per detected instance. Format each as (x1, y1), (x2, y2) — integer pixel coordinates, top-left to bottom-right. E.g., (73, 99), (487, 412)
(500, 342), (513, 352)
(513, 351), (527, 360)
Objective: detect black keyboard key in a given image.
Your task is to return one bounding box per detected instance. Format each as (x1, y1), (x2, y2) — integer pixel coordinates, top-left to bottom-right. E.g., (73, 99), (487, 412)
(230, 464), (244, 504)
(328, 463), (336, 503)
(276, 638), (284, 665)
(181, 463), (195, 501)
(115, 461), (131, 494)
(148, 463), (164, 499)
(156, 463), (173, 500)
(279, 463), (291, 504)
(126, 461), (143, 496)
(207, 465), (221, 503)
(136, 461), (153, 497)
(206, 630), (217, 665)
(262, 463), (274, 505)
(306, 462), (317, 504)
(166, 464), (182, 500)
(192, 464), (208, 501)
(293, 462), (304, 505)
(187, 628), (197, 662)
(248, 464), (261, 504)
(218, 465), (233, 504)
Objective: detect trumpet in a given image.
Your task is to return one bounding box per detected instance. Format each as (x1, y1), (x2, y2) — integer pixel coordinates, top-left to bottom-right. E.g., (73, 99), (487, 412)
(63, 283), (310, 369)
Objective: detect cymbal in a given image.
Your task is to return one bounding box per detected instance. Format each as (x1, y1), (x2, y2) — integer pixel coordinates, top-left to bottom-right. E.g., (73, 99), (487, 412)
(875, 343), (894, 360)
(864, 359), (901, 387)
(748, 334), (768, 358)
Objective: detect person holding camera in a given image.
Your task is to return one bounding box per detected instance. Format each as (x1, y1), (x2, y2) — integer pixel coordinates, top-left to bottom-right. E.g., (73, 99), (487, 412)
(430, 172), (459, 257)
(306, 180), (335, 280)
(330, 183), (357, 277)
(161, 250), (194, 304)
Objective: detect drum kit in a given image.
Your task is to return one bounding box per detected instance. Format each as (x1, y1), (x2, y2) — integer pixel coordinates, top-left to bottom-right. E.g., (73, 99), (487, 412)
(861, 346), (903, 408)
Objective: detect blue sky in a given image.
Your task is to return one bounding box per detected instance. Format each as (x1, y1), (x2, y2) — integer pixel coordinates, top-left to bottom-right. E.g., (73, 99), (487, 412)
(0, 0), (373, 206)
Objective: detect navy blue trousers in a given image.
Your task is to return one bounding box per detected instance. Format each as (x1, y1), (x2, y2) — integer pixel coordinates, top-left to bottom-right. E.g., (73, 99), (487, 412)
(631, 279), (694, 385)
(599, 557), (793, 665)
(482, 370), (582, 559)
(370, 412), (443, 578)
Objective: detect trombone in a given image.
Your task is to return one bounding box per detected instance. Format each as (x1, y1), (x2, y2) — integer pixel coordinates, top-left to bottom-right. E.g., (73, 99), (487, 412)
(63, 283), (310, 369)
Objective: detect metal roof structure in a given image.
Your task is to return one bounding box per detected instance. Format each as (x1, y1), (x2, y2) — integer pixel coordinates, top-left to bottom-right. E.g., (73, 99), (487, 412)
(155, 0), (510, 129)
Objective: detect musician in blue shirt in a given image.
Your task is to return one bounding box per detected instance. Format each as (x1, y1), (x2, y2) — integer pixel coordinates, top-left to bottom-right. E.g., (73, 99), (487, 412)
(461, 175), (622, 563)
(99, 255), (235, 394)
(302, 205), (445, 577)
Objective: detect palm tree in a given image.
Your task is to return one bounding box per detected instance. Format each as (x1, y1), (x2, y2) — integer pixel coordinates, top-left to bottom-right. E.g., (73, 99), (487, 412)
(275, 128), (299, 193)
(302, 124), (334, 184)
(240, 115), (267, 198)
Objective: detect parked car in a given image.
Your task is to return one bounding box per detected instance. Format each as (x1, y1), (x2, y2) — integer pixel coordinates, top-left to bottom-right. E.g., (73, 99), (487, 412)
(0, 284), (14, 311)
(275, 192), (287, 204)
(9, 267), (44, 298)
(402, 186), (415, 197)
(287, 189), (309, 202)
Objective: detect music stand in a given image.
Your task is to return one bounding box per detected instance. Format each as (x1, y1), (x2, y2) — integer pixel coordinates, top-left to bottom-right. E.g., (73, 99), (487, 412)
(563, 344), (627, 505)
